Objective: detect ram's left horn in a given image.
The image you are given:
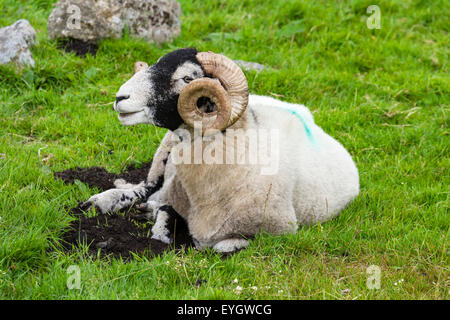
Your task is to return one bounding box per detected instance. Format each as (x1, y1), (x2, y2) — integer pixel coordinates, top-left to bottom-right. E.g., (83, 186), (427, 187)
(177, 52), (249, 135)
(177, 78), (232, 135)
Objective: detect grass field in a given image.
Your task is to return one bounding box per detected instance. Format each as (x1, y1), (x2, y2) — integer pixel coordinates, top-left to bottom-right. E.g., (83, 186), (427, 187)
(0, 0), (448, 299)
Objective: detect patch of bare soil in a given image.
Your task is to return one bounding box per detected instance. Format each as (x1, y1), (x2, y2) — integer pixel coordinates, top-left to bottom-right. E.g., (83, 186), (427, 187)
(54, 161), (153, 191)
(57, 38), (98, 57)
(55, 162), (193, 260)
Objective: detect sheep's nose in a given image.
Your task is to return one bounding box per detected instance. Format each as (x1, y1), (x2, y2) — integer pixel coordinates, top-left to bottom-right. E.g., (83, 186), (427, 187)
(115, 94), (130, 104)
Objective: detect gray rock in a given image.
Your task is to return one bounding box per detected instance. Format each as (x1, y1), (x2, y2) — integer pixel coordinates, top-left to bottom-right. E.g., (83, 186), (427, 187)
(0, 19), (37, 68)
(95, 237), (114, 249)
(47, 0), (182, 44)
(233, 59), (265, 72)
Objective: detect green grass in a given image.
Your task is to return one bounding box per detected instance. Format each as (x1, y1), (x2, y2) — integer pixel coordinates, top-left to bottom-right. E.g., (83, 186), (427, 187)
(0, 0), (448, 299)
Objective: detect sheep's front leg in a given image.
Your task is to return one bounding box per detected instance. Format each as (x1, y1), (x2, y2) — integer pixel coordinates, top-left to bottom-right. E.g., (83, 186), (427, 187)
(140, 201), (187, 244)
(81, 155), (165, 214)
(81, 132), (175, 213)
(81, 182), (154, 213)
(148, 205), (188, 244)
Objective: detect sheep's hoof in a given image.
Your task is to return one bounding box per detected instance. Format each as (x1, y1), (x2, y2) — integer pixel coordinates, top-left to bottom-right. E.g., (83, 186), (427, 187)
(151, 233), (172, 244)
(213, 239), (249, 253)
(135, 200), (160, 220)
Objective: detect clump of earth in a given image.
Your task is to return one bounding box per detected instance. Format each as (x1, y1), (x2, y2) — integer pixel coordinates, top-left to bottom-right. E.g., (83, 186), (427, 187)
(55, 161), (193, 259)
(56, 38), (98, 57)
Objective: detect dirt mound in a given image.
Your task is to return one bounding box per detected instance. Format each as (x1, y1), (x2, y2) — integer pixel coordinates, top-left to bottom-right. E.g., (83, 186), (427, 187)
(57, 38), (98, 57)
(56, 162), (193, 259)
(54, 161), (152, 191)
(62, 204), (193, 259)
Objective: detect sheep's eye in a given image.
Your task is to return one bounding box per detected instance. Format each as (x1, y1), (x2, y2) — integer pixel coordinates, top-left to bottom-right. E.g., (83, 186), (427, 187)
(183, 76), (193, 83)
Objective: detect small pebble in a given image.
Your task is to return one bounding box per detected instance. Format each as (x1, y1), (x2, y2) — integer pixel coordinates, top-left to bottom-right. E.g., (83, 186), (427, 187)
(96, 241), (108, 249)
(96, 237), (113, 249)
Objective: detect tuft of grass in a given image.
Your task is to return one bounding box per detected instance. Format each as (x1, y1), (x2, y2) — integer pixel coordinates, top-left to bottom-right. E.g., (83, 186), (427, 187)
(0, 0), (448, 299)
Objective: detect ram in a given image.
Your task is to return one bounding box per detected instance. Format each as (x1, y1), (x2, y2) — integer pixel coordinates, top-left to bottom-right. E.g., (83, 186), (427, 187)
(84, 48), (360, 253)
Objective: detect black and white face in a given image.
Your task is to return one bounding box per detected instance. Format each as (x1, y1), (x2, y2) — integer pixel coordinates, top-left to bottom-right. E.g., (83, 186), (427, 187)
(114, 48), (205, 130)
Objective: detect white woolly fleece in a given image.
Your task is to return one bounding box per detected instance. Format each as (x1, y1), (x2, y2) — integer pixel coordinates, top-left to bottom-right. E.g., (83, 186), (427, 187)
(151, 94), (360, 250)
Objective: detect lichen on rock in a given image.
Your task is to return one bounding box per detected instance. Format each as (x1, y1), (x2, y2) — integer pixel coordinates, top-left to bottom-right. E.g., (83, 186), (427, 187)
(47, 0), (182, 44)
(0, 19), (37, 68)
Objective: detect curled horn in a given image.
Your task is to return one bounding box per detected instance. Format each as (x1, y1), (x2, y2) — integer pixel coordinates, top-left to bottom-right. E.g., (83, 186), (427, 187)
(177, 52), (249, 134)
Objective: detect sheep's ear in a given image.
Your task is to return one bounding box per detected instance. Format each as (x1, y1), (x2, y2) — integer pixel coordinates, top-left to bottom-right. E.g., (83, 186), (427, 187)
(134, 61), (148, 74)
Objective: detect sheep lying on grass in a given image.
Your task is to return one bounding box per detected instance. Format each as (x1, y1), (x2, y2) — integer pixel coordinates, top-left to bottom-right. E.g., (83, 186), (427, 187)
(84, 48), (359, 253)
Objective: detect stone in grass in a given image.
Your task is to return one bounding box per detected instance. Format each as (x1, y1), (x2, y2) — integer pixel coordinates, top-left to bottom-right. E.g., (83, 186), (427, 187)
(233, 59), (265, 72)
(47, 0), (182, 45)
(0, 19), (37, 68)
